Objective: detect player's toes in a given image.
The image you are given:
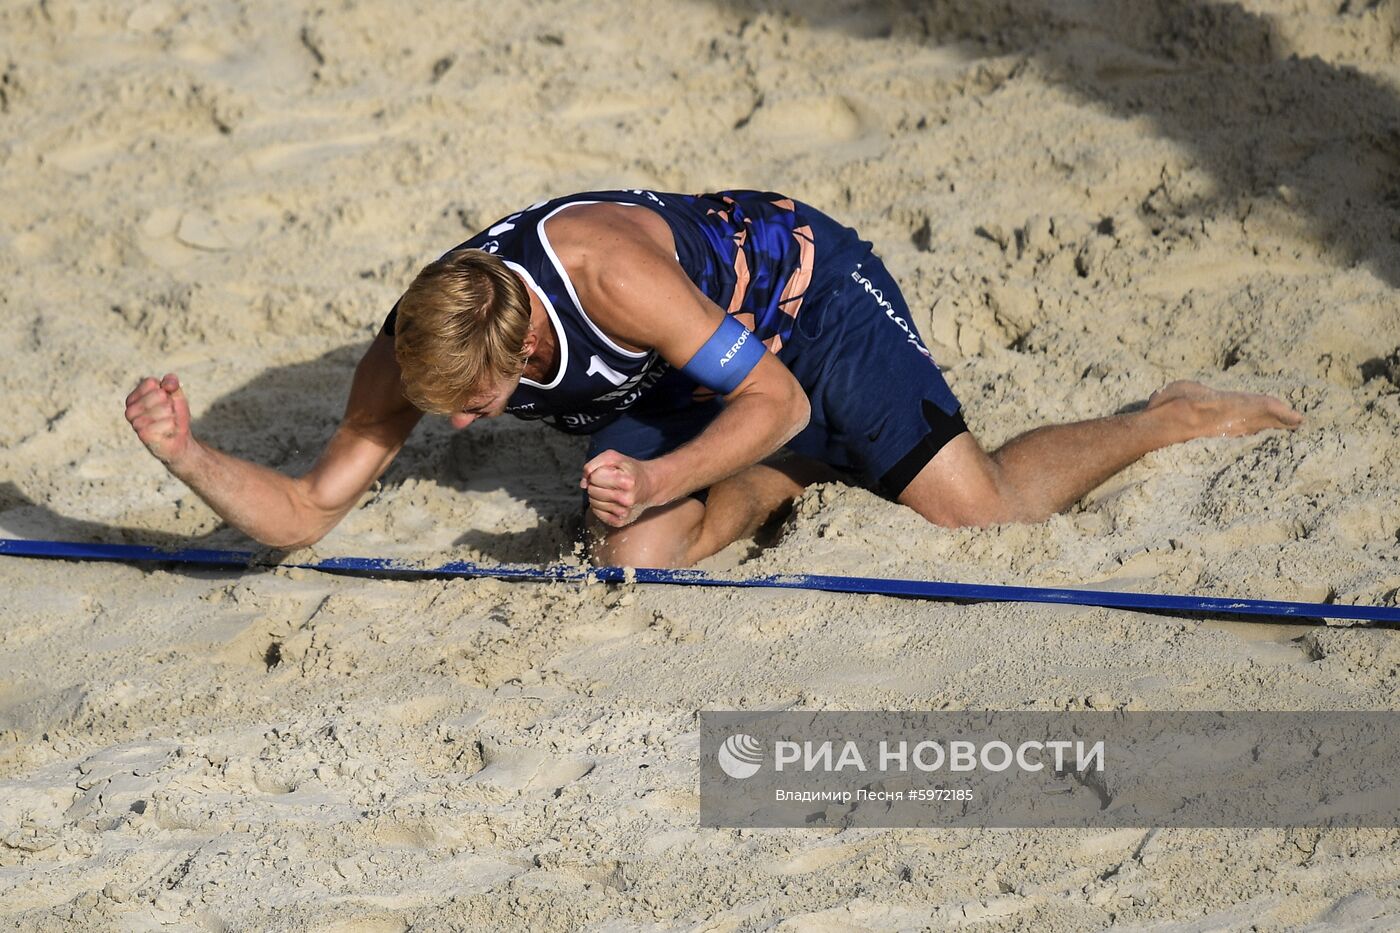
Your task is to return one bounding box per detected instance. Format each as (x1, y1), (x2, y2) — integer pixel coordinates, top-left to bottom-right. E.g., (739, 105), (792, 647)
(1256, 395), (1303, 430)
(1275, 403), (1304, 428)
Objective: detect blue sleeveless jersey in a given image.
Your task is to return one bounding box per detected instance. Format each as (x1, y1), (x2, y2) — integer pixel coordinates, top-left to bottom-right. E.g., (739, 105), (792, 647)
(387, 189), (817, 434)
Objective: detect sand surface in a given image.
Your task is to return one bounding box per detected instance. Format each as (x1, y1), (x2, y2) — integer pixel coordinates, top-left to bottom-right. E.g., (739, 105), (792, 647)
(2, 0), (1399, 929)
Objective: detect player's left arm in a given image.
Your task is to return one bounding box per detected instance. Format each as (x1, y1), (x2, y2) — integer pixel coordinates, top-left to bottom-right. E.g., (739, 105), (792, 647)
(561, 210), (810, 527)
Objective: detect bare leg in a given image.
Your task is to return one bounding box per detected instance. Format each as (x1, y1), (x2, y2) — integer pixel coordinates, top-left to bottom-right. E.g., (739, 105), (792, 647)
(899, 380), (1303, 526)
(589, 457), (834, 568)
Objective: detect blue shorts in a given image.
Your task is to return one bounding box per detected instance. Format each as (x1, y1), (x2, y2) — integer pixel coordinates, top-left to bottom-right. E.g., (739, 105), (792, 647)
(587, 204), (967, 500)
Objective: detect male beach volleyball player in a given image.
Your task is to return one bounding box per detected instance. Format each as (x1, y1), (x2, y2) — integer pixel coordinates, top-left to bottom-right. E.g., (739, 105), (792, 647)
(124, 189), (1302, 567)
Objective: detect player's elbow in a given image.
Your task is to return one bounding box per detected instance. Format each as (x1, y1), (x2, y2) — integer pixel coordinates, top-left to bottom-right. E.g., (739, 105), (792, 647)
(254, 522), (330, 551)
(783, 385), (811, 443)
(751, 375), (808, 447)
(256, 486), (344, 550)
(729, 365), (810, 446)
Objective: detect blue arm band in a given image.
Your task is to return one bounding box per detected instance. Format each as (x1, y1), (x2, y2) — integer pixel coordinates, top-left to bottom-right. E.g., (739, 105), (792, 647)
(679, 314), (768, 395)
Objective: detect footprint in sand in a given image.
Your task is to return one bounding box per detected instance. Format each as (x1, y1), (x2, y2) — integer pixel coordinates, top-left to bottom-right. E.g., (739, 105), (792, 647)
(174, 208), (255, 251)
(738, 94), (864, 148)
(47, 137), (122, 175)
(242, 130), (384, 175)
(769, 840), (866, 877)
(467, 743), (594, 797)
(63, 742), (180, 830)
(136, 196), (276, 267)
(136, 206), (249, 267)
(0, 681), (86, 742)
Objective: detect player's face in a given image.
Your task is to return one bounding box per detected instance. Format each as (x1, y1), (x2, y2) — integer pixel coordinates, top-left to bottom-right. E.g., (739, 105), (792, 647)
(448, 371), (523, 429)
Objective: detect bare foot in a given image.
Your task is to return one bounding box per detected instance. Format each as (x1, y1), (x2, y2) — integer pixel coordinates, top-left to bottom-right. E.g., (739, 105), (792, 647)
(1147, 380), (1304, 440)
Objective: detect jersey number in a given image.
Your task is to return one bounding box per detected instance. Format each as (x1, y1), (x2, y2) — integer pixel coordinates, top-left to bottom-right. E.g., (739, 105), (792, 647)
(586, 355), (628, 386)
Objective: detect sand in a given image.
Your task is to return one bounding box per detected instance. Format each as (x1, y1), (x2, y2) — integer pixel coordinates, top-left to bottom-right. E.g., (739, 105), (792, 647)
(2, 0), (1399, 928)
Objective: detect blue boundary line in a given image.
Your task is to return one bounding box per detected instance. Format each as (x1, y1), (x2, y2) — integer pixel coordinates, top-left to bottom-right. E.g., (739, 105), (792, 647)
(1, 536), (1396, 624)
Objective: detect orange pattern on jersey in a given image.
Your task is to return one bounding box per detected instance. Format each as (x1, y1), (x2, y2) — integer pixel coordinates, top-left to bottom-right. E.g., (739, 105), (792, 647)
(704, 193), (816, 356)
(767, 222), (814, 355)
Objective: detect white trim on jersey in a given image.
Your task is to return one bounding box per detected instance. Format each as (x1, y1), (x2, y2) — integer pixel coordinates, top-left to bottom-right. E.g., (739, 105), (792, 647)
(536, 200), (652, 360)
(504, 259), (568, 391)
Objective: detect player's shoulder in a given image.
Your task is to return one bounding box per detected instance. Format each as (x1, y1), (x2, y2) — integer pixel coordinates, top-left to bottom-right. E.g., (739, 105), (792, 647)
(543, 200), (673, 262)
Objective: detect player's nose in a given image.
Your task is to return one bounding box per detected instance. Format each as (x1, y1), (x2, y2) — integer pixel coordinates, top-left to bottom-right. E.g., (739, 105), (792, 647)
(450, 412), (478, 430)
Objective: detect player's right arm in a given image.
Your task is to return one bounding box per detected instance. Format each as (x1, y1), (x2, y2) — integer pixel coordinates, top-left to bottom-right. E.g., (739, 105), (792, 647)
(124, 331), (421, 549)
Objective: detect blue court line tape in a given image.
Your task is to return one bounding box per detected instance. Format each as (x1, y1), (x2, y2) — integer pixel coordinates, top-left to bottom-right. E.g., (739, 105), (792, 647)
(1, 536), (1396, 624)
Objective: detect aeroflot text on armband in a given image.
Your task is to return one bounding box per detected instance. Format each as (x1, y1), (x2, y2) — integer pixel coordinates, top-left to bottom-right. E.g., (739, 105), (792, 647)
(772, 740), (1106, 773)
(718, 330), (749, 367)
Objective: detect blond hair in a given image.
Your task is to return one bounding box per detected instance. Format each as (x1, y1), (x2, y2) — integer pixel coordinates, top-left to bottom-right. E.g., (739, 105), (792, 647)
(393, 249), (531, 414)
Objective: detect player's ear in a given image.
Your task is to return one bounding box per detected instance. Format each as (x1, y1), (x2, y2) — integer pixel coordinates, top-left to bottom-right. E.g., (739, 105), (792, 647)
(521, 329), (538, 356)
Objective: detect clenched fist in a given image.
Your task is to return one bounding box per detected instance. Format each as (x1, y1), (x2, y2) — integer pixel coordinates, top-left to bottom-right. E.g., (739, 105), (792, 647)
(125, 373), (194, 466)
(581, 449), (658, 528)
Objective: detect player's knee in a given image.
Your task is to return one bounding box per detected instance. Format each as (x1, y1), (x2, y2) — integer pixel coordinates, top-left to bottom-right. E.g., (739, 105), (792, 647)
(587, 515), (695, 570)
(943, 481), (1052, 527)
(909, 494), (1020, 529)
(898, 451), (1030, 528)
(935, 497), (1023, 528)
(588, 528), (639, 567)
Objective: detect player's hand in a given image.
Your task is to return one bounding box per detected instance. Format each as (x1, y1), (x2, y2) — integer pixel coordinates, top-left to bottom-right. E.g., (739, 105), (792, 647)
(581, 449), (657, 528)
(125, 373), (195, 466)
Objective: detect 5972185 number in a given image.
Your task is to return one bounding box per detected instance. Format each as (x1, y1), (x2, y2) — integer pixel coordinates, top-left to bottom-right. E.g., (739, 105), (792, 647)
(907, 788), (973, 802)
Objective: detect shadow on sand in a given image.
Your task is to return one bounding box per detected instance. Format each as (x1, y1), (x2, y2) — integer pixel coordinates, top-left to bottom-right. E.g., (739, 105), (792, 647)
(191, 343), (590, 561)
(3, 344), (590, 564)
(701, 0), (1400, 288)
